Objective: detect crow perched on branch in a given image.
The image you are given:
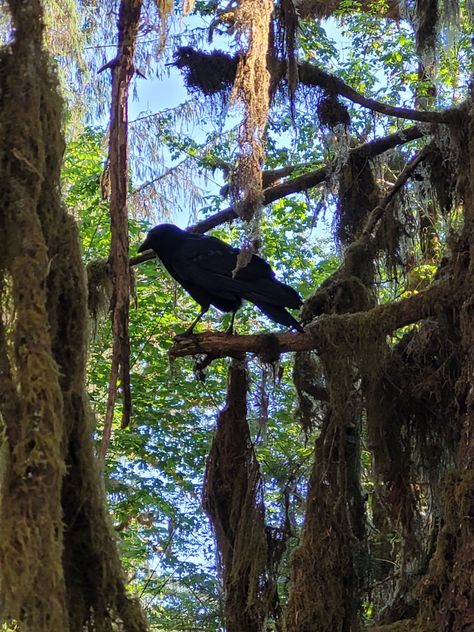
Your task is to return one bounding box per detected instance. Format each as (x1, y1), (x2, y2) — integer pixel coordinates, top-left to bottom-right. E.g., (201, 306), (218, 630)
(138, 224), (304, 335)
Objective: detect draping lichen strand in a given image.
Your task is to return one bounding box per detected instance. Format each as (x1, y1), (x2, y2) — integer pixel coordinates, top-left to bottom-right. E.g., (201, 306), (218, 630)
(203, 360), (271, 631)
(286, 350), (367, 632)
(230, 0), (273, 221)
(277, 0), (299, 108)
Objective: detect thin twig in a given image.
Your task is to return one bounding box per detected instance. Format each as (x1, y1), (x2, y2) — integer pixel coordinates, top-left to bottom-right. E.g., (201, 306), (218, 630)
(98, 354), (120, 464)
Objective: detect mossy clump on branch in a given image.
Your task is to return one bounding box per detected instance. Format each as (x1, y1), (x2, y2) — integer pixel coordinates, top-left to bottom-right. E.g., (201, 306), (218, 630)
(87, 258), (113, 324)
(317, 92), (350, 130)
(172, 47), (238, 96)
(336, 150), (381, 245)
(203, 360), (274, 630)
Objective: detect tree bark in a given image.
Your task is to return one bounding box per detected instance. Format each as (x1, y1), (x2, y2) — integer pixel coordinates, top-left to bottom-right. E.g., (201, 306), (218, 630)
(99, 0), (143, 458)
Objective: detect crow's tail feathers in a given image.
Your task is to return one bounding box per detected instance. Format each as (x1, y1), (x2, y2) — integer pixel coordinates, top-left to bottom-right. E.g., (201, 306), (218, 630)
(254, 301), (304, 332)
(237, 278), (303, 310)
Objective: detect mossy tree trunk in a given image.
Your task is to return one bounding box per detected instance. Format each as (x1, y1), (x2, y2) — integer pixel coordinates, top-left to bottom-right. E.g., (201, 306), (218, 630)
(415, 105), (474, 632)
(0, 2), (147, 630)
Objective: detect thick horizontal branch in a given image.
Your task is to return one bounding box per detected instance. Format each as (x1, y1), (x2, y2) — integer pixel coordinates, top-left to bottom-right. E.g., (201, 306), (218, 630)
(129, 125), (426, 266)
(170, 330), (315, 359)
(169, 279), (452, 359)
(297, 63), (459, 124)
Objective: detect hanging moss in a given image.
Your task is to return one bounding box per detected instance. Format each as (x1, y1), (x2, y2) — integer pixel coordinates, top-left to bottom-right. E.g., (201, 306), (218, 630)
(229, 0), (274, 222)
(203, 360), (274, 631)
(336, 150), (381, 246)
(0, 6), (68, 627)
(87, 259), (113, 324)
(277, 0), (299, 106)
(289, 238), (375, 630)
(414, 111), (474, 631)
(285, 353), (367, 632)
(426, 145), (456, 215)
(317, 92), (351, 130)
(172, 47), (238, 96)
(417, 469), (474, 631)
(293, 351), (328, 434)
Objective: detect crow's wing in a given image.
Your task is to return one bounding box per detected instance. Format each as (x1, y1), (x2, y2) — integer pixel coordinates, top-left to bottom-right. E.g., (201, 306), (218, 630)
(167, 233), (274, 277)
(164, 234), (240, 303)
(175, 235), (239, 273)
(170, 234), (302, 309)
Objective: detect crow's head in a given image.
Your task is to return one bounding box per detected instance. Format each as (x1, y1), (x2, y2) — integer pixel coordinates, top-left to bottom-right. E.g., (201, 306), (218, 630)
(138, 224), (186, 254)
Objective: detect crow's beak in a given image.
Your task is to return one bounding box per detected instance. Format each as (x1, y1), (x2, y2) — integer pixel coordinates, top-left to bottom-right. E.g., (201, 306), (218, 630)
(137, 237), (150, 253)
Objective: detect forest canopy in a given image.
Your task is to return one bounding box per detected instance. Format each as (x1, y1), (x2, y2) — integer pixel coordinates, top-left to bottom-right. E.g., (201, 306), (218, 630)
(0, 1), (473, 631)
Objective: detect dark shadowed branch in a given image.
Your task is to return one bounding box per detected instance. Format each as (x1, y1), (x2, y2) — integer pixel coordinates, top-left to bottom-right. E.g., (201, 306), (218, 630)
(129, 125), (427, 267)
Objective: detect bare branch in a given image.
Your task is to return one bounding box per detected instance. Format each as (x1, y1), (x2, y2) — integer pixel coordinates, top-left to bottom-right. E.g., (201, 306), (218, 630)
(298, 63), (460, 124)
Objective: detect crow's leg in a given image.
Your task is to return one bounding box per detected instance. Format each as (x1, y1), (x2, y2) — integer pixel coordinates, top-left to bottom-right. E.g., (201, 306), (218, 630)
(226, 309), (237, 335)
(182, 306), (209, 336)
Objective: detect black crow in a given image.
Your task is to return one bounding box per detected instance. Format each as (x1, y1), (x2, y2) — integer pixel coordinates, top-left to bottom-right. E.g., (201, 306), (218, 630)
(138, 224), (304, 334)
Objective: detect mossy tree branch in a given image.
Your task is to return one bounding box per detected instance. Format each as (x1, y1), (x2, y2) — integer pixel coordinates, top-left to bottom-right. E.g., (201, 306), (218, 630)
(296, 62), (460, 124)
(174, 47), (462, 125)
(168, 279), (453, 359)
